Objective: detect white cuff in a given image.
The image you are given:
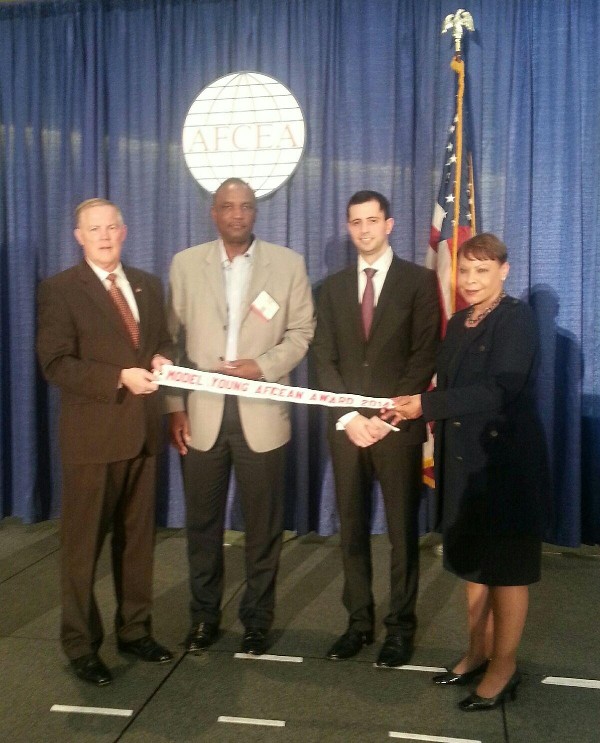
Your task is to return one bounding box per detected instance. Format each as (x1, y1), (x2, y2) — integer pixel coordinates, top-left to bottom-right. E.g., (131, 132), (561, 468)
(336, 411), (359, 430)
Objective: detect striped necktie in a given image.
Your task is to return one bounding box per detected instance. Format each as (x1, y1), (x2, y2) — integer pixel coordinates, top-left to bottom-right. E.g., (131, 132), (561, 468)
(107, 273), (140, 348)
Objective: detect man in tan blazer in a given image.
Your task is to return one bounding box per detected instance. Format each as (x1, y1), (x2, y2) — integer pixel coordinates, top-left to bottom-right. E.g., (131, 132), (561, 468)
(167, 178), (314, 655)
(37, 198), (174, 686)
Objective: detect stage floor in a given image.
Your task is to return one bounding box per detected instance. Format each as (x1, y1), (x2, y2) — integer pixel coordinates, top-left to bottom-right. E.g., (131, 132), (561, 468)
(1, 518), (599, 742)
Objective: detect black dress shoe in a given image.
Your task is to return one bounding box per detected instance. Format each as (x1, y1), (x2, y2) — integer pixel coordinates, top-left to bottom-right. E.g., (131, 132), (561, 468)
(459, 670), (522, 711)
(326, 629), (374, 660)
(241, 628), (268, 655)
(433, 660), (489, 685)
(70, 653), (112, 686)
(184, 622), (219, 652)
(117, 635), (173, 663)
(376, 635), (414, 667)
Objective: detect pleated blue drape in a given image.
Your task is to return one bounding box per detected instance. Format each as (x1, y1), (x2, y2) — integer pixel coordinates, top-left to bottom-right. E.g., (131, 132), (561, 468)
(1, 0), (598, 546)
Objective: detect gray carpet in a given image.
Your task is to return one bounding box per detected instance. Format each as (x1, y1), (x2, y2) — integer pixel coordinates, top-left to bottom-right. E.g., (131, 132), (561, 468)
(1, 518), (599, 742)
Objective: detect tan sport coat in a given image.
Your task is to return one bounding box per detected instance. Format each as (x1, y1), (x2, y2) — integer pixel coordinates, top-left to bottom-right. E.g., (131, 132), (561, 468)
(165, 239), (315, 453)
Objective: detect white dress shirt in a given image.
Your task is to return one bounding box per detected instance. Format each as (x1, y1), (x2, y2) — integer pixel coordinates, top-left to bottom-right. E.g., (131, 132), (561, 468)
(87, 259), (140, 322)
(220, 239), (255, 362)
(356, 245), (393, 304)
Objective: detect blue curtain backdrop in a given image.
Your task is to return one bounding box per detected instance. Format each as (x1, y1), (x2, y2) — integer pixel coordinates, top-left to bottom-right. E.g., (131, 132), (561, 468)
(1, 0), (598, 546)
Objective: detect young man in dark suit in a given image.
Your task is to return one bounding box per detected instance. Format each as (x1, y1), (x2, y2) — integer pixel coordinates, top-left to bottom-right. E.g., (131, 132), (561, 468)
(37, 198), (173, 685)
(312, 190), (439, 667)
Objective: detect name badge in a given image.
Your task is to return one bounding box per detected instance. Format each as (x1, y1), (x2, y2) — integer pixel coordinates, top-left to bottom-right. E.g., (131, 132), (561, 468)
(251, 290), (280, 321)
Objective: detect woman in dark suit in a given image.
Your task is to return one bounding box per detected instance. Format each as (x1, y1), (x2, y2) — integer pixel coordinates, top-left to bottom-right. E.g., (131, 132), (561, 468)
(382, 233), (547, 712)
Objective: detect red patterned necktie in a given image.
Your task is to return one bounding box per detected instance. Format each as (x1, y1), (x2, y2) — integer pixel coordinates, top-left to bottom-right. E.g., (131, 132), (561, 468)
(107, 273), (140, 348)
(361, 267), (377, 340)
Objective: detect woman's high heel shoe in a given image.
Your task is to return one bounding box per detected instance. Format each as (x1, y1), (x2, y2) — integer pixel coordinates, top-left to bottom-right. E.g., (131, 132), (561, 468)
(432, 660), (489, 686)
(458, 670), (522, 711)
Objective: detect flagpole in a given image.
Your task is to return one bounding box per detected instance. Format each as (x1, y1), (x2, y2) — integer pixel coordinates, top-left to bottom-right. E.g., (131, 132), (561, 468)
(442, 9), (475, 314)
(450, 54), (465, 314)
(422, 10), (477, 498)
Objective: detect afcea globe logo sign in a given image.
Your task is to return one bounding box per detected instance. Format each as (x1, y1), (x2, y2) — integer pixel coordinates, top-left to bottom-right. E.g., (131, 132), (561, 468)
(182, 72), (306, 199)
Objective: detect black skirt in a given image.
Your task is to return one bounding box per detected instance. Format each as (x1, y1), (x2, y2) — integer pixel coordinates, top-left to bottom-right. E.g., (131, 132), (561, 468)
(443, 533), (542, 586)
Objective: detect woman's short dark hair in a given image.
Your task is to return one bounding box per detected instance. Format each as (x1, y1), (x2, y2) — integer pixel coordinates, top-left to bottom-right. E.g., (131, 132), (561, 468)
(458, 233), (508, 264)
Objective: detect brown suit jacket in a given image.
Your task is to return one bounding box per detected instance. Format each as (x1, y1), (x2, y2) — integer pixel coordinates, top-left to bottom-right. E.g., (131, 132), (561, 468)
(37, 260), (172, 464)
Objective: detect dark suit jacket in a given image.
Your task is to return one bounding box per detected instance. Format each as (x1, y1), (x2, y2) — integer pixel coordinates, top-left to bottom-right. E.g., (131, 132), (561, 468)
(37, 260), (172, 464)
(312, 256), (440, 446)
(422, 296), (549, 536)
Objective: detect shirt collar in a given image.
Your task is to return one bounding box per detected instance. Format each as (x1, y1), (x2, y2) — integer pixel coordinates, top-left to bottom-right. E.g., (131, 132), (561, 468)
(357, 244), (393, 275)
(86, 258), (126, 283)
(219, 237), (256, 267)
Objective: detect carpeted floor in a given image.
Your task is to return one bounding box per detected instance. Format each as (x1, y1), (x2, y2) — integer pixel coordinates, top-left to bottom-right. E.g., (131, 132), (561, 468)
(1, 518), (599, 742)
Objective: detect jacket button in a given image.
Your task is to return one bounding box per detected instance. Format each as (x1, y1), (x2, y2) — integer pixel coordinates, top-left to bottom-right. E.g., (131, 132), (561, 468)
(455, 455), (463, 462)
(479, 344), (486, 351)
(452, 420), (461, 427)
(490, 429), (498, 437)
(362, 361), (369, 368)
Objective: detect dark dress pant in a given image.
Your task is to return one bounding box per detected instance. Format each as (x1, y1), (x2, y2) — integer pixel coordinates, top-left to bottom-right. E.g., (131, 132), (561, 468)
(60, 453), (156, 660)
(183, 396), (286, 630)
(330, 430), (422, 638)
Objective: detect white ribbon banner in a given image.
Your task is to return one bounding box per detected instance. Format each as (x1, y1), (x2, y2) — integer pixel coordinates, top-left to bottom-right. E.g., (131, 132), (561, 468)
(157, 365), (393, 410)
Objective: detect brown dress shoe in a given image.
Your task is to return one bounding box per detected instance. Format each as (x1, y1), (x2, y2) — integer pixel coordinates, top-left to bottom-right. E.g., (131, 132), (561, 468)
(117, 636), (173, 663)
(70, 653), (112, 686)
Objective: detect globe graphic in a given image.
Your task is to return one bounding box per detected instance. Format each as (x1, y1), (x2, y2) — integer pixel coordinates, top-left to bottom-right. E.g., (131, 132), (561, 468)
(182, 72), (305, 198)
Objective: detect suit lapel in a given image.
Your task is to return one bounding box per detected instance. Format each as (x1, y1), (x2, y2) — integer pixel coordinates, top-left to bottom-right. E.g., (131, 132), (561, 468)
(75, 261), (132, 345)
(241, 239), (269, 321)
(446, 307), (501, 385)
(203, 241), (228, 323)
(124, 265), (147, 350)
(339, 266), (363, 345)
(368, 257), (402, 341)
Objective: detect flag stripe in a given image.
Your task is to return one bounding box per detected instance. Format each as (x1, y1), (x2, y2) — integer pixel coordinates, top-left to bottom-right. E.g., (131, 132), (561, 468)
(422, 50), (476, 489)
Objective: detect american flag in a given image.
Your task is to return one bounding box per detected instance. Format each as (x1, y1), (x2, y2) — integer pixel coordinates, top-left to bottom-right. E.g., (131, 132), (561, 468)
(423, 54), (476, 488)
(425, 56), (476, 337)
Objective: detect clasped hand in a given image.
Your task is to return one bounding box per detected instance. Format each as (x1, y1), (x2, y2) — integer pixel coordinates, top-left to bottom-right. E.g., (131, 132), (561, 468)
(345, 414), (392, 448)
(217, 358), (263, 380)
(169, 358), (263, 457)
(379, 394), (423, 426)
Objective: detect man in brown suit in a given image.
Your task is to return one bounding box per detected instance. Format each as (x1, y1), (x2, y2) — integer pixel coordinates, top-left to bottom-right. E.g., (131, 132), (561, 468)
(37, 198), (174, 686)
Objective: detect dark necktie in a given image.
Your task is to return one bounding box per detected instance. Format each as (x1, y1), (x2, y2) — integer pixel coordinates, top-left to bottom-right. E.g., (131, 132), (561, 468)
(107, 273), (140, 348)
(361, 267), (377, 340)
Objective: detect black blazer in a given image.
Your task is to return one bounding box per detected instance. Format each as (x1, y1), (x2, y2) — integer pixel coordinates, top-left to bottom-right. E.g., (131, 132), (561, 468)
(422, 296), (549, 536)
(37, 260), (172, 464)
(312, 256), (440, 446)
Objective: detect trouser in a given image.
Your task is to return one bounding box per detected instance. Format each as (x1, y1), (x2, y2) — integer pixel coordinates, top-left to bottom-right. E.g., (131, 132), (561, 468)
(183, 397), (286, 629)
(330, 433), (422, 637)
(60, 454), (156, 659)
